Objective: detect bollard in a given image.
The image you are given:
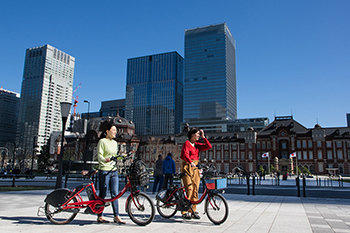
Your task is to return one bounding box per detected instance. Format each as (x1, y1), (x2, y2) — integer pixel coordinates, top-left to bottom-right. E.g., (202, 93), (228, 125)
(302, 175), (306, 197)
(252, 176), (255, 195)
(246, 173), (250, 195)
(296, 177), (300, 197)
(12, 175), (16, 187)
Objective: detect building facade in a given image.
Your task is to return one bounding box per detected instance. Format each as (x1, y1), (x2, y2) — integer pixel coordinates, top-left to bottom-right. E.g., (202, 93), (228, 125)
(17, 44), (75, 154)
(137, 116), (350, 176)
(0, 88), (20, 148)
(81, 98), (126, 119)
(184, 23), (237, 129)
(125, 51), (184, 135)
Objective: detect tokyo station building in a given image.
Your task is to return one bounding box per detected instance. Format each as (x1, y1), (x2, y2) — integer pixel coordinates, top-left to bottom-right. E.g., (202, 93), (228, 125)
(137, 116), (350, 175)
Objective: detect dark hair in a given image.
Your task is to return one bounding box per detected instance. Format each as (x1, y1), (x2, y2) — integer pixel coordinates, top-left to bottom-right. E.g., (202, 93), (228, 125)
(187, 127), (200, 140)
(100, 120), (117, 139)
(167, 153), (172, 157)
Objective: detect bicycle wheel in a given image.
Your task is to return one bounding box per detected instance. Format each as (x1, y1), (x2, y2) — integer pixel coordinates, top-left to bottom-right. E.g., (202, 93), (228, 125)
(205, 193), (228, 225)
(156, 190), (177, 218)
(45, 196), (78, 225)
(127, 192), (155, 226)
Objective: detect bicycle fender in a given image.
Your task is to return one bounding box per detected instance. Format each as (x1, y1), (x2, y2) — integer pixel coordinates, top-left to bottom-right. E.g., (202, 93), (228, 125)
(44, 188), (71, 207)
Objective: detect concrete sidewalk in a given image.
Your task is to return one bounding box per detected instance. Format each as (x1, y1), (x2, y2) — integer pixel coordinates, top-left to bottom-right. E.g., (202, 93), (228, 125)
(0, 190), (350, 233)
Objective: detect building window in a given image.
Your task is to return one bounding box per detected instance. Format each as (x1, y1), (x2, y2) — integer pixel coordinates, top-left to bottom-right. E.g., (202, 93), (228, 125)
(317, 140), (321, 147)
(282, 142), (287, 149)
(224, 144), (228, 150)
(249, 151), (253, 160)
(240, 152), (245, 160)
(209, 151), (213, 161)
(262, 142), (266, 149)
(326, 141), (332, 148)
(317, 150), (322, 159)
(216, 151), (221, 160)
(318, 163), (323, 173)
(240, 144), (245, 150)
(297, 141), (301, 148)
(327, 150), (332, 159)
(257, 142), (260, 149)
(232, 151), (237, 160)
(336, 142), (342, 148)
(337, 150), (343, 159)
(248, 143), (252, 149)
(248, 163), (253, 172)
(232, 144), (237, 150)
(216, 164), (221, 173)
(297, 151), (302, 160)
(308, 140), (312, 148)
(303, 151), (307, 159)
(309, 151), (313, 160)
(224, 151), (228, 160)
(302, 140), (307, 148)
(267, 142), (271, 149)
(224, 164), (229, 173)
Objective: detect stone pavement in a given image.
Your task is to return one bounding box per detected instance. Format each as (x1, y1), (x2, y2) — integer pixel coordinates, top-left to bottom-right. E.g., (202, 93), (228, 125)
(1, 190), (350, 233)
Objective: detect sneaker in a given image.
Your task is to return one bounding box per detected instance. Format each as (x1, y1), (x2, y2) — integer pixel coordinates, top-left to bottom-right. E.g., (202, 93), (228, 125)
(191, 212), (201, 219)
(182, 213), (192, 220)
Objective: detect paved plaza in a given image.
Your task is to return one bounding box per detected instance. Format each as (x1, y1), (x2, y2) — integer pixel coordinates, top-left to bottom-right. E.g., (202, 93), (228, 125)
(1, 189), (350, 233)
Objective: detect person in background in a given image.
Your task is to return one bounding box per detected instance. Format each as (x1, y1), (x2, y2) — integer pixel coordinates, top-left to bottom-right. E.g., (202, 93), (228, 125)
(152, 154), (164, 193)
(162, 153), (176, 189)
(180, 127), (212, 220)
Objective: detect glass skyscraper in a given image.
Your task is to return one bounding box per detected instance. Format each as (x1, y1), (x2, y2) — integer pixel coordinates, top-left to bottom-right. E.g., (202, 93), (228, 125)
(17, 44), (75, 152)
(125, 52), (184, 135)
(184, 23), (237, 124)
(0, 88), (20, 148)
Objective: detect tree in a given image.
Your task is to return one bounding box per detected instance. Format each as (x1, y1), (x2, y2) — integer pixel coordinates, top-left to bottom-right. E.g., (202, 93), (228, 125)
(37, 143), (51, 172)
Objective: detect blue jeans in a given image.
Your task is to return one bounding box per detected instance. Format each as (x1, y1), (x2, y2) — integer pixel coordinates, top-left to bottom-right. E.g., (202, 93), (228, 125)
(98, 170), (119, 217)
(152, 175), (164, 193)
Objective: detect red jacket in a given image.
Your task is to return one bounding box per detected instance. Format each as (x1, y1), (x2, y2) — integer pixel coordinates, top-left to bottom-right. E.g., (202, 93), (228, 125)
(180, 138), (212, 163)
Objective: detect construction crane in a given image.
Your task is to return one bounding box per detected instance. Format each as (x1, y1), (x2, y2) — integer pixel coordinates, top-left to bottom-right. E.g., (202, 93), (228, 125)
(72, 83), (82, 116)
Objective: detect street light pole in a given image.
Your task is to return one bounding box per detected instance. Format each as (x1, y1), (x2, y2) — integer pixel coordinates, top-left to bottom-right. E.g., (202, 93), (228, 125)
(56, 102), (72, 189)
(83, 100), (90, 170)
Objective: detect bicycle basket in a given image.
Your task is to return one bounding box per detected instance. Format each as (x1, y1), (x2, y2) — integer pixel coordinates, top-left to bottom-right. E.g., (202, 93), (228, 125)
(205, 177), (227, 190)
(129, 159), (150, 186)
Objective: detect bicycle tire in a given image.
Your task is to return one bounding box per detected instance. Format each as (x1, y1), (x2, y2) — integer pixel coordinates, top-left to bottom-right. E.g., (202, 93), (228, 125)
(127, 192), (155, 226)
(156, 189), (177, 218)
(45, 196), (78, 225)
(205, 193), (228, 225)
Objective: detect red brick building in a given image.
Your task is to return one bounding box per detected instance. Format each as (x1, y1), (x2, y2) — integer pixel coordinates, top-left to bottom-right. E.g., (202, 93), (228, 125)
(138, 116), (350, 175)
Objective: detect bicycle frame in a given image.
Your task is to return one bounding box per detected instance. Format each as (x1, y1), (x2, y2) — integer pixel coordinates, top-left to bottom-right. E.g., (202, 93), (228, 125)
(59, 175), (140, 214)
(161, 176), (217, 208)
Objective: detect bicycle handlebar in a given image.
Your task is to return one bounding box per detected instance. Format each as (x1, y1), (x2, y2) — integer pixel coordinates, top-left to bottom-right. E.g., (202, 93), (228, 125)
(110, 151), (134, 162)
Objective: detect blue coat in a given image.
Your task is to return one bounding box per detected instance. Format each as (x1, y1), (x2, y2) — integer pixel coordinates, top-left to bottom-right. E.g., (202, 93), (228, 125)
(162, 155), (176, 174)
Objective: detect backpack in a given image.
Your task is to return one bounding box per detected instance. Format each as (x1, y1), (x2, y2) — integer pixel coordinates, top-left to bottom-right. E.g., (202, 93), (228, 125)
(129, 159), (149, 187)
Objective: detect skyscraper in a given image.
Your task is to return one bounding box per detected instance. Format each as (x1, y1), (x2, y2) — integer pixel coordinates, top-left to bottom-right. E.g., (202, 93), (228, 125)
(17, 44), (75, 152)
(125, 51), (184, 135)
(184, 23), (237, 130)
(0, 88), (20, 148)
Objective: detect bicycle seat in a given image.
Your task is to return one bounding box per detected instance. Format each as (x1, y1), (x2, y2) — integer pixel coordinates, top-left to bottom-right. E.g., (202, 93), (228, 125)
(81, 170), (98, 177)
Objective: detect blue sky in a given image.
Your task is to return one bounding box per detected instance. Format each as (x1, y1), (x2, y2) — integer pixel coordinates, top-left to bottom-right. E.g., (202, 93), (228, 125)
(1, 0), (349, 128)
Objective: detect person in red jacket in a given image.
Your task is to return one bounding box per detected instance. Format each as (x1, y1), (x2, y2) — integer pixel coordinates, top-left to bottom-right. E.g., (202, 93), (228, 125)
(180, 127), (212, 220)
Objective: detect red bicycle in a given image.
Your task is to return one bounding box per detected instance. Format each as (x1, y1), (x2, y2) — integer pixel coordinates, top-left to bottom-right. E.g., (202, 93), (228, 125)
(155, 164), (229, 225)
(38, 154), (155, 226)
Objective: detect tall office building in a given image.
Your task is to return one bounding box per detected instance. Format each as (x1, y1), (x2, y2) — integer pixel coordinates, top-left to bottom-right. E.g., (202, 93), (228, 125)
(125, 52), (184, 135)
(0, 88), (20, 147)
(17, 44), (75, 152)
(184, 23), (237, 131)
